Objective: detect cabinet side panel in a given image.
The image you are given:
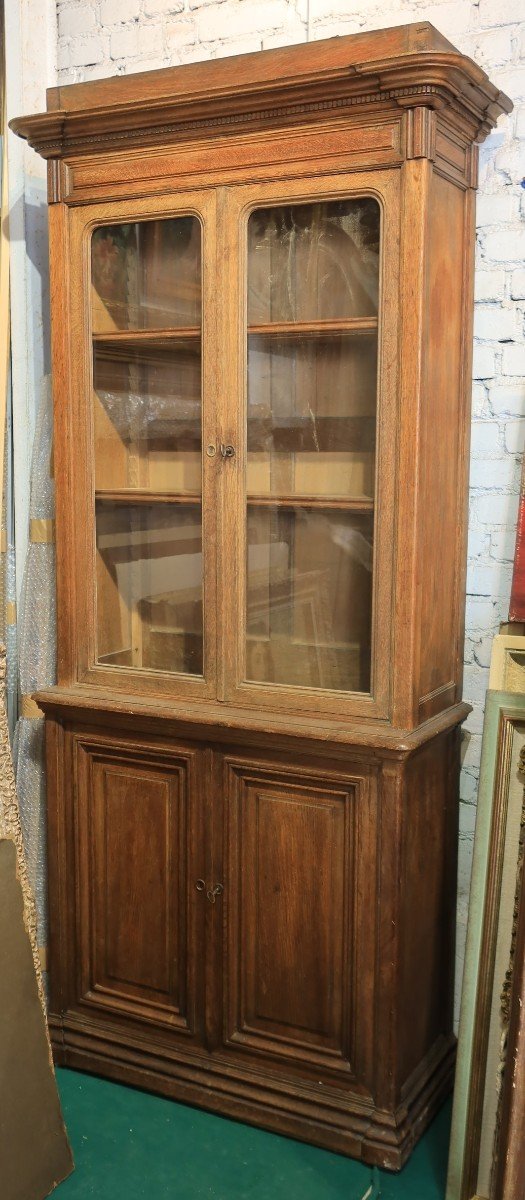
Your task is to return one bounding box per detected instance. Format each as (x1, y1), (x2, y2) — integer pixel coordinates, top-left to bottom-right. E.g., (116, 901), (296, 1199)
(417, 175), (470, 721)
(398, 732), (459, 1088)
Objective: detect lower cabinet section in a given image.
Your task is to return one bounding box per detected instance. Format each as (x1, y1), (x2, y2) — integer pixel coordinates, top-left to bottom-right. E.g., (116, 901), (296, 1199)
(45, 716), (459, 1169)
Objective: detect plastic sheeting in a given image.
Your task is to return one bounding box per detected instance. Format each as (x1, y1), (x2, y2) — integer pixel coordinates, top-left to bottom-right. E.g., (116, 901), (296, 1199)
(0, 646), (45, 1012)
(5, 545), (17, 698)
(1, 357), (18, 735)
(13, 379), (56, 947)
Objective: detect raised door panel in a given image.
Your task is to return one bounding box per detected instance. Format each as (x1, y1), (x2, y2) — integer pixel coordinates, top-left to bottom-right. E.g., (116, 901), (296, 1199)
(73, 732), (205, 1040)
(219, 755), (377, 1092)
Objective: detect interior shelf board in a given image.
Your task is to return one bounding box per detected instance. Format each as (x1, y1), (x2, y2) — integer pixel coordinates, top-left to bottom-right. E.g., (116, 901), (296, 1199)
(247, 318), (378, 338)
(95, 489), (201, 505)
(246, 495), (374, 511)
(96, 491), (372, 511)
(93, 327), (201, 341)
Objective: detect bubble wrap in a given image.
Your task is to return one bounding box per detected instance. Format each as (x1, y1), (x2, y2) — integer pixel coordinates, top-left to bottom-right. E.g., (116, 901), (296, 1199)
(14, 380), (56, 946)
(1, 367), (18, 735)
(12, 719), (48, 942)
(0, 646), (47, 1014)
(0, 411), (7, 646)
(17, 543), (56, 692)
(5, 544), (18, 696)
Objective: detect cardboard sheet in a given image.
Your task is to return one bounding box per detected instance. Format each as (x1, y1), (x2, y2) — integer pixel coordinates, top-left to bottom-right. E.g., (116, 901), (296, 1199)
(0, 838), (73, 1199)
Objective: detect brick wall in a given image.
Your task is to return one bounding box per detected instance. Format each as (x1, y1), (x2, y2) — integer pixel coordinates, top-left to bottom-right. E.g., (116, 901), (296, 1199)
(54, 0), (525, 1014)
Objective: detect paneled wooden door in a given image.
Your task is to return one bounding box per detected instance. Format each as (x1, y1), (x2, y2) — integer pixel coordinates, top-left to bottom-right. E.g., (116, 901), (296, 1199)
(64, 728), (209, 1048)
(213, 750), (378, 1097)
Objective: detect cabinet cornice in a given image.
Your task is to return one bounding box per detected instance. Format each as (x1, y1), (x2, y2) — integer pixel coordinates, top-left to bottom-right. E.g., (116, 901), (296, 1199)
(10, 26), (511, 161)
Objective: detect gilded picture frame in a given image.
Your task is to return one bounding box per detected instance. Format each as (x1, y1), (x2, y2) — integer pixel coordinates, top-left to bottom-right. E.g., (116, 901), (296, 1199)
(447, 691), (525, 1200)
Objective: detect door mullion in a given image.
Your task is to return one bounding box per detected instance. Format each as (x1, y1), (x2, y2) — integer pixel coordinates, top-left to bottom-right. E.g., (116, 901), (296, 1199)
(203, 745), (223, 1051)
(216, 185), (245, 701)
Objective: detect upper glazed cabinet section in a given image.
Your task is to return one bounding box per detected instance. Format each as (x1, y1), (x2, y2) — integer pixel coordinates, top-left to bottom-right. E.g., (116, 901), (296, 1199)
(10, 26), (511, 730)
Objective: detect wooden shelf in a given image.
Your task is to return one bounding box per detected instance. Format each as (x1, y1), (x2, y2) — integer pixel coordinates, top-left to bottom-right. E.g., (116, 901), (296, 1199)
(92, 320), (376, 345)
(93, 327), (201, 342)
(95, 491), (372, 511)
(247, 495), (374, 512)
(95, 489), (201, 505)
(247, 318), (377, 339)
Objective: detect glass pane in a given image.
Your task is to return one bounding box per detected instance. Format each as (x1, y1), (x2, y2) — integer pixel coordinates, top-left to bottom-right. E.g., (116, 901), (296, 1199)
(91, 215), (203, 677)
(247, 333), (377, 500)
(93, 341), (201, 493)
(96, 501), (203, 675)
(247, 508), (373, 692)
(245, 198), (379, 694)
(248, 199), (379, 324)
(91, 217), (201, 331)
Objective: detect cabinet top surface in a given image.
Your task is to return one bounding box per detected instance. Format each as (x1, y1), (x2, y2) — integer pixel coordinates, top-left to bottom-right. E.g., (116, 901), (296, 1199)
(45, 22), (460, 111)
(10, 22), (511, 159)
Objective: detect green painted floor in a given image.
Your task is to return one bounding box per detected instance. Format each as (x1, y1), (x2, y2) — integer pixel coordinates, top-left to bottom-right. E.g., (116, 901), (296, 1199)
(55, 1068), (451, 1199)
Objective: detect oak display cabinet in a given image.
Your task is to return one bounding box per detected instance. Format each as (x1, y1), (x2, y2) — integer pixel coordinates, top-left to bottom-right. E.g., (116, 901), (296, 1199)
(12, 25), (511, 1169)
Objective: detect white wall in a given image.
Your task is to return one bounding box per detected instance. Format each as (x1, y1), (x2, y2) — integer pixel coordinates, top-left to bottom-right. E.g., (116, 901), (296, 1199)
(5, 0), (57, 600)
(11, 0), (525, 1015)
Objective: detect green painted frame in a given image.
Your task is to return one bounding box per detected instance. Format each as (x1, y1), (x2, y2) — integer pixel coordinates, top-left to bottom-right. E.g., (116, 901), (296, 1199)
(447, 691), (525, 1200)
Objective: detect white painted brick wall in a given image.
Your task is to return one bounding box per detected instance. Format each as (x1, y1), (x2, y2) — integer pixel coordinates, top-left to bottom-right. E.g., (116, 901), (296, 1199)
(53, 0), (525, 1017)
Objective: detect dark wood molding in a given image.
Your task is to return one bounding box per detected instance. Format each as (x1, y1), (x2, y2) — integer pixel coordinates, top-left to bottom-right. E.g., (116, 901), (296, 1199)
(47, 1009), (456, 1169)
(10, 26), (510, 160)
(34, 683), (471, 755)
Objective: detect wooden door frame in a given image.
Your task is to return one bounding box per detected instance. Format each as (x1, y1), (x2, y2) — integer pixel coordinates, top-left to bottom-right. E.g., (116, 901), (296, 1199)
(56, 188), (219, 701)
(218, 169), (400, 721)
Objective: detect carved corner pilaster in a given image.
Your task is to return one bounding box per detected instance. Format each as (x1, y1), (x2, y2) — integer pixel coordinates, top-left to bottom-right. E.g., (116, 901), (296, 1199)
(466, 143), (479, 189)
(404, 107), (437, 161)
(47, 160), (70, 204)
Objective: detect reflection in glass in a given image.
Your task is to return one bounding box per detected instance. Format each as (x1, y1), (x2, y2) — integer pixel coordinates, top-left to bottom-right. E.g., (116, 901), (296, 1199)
(246, 197), (380, 694)
(247, 333), (377, 499)
(93, 342), (201, 493)
(91, 214), (204, 678)
(247, 508), (373, 693)
(91, 217), (201, 331)
(248, 199), (379, 324)
(96, 502), (203, 675)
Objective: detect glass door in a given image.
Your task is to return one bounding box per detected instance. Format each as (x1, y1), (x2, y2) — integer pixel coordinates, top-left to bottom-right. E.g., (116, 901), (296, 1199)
(71, 192), (218, 696)
(221, 176), (398, 717)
